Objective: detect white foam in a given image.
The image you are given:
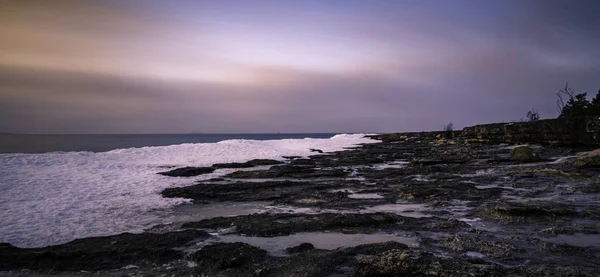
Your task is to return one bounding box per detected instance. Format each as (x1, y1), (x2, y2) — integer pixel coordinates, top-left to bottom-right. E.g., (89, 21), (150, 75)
(0, 134), (376, 247)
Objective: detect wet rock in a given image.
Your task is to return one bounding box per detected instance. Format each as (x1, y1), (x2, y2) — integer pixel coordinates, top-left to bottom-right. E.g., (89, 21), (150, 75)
(510, 146), (540, 163)
(183, 213), (403, 236)
(282, 156), (301, 160)
(247, 159), (284, 166)
(9, 132), (600, 276)
(441, 234), (518, 258)
(517, 264), (600, 277)
(353, 249), (505, 277)
(285, 243), (315, 253)
(183, 213), (467, 236)
(575, 149), (600, 168)
(212, 162), (255, 169)
(481, 201), (578, 221)
(212, 159), (283, 169)
(225, 165), (347, 179)
(411, 158), (467, 166)
(190, 242), (267, 274)
(393, 180), (503, 201)
(190, 241), (414, 277)
(158, 166), (215, 177)
(162, 180), (338, 202)
(0, 230), (209, 271)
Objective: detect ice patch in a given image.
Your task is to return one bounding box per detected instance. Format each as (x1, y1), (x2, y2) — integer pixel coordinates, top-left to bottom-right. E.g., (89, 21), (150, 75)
(0, 134), (376, 247)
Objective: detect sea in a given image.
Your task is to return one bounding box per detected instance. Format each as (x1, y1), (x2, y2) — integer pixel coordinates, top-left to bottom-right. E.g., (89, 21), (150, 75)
(0, 133), (376, 248)
(0, 133), (337, 154)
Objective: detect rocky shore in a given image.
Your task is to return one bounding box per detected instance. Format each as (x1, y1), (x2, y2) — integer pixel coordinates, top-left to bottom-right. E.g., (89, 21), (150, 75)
(2, 125), (600, 276)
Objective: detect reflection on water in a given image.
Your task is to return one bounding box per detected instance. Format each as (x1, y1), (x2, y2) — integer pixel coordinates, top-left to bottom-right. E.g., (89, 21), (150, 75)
(170, 201), (272, 223)
(363, 204), (430, 218)
(349, 193), (384, 199)
(218, 232), (418, 256)
(538, 233), (600, 248)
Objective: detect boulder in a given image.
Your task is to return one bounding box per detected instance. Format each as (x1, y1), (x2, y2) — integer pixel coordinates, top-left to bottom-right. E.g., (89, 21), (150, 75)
(575, 149), (600, 168)
(510, 146), (540, 163)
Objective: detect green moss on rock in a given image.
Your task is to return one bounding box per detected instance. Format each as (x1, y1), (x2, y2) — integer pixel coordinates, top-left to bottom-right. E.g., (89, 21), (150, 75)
(510, 146), (540, 163)
(575, 149), (600, 168)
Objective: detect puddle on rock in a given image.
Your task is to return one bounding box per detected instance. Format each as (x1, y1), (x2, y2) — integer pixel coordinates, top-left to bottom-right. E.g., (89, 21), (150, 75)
(412, 175), (434, 182)
(348, 193), (384, 199)
(263, 205), (354, 215)
(538, 233), (600, 248)
(373, 161), (409, 170)
(465, 251), (485, 258)
(217, 232), (418, 256)
(459, 168), (497, 178)
(363, 203), (430, 218)
(475, 184), (502, 189)
(169, 201), (272, 223)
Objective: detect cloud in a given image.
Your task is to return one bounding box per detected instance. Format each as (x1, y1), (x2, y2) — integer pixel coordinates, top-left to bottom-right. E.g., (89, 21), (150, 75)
(1, 0), (599, 133)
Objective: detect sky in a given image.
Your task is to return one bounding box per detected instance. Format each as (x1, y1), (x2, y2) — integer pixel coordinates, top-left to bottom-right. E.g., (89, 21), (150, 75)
(1, 0), (600, 134)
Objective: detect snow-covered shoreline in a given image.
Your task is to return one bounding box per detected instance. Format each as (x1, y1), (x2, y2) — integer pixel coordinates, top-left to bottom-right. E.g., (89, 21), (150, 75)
(0, 134), (377, 247)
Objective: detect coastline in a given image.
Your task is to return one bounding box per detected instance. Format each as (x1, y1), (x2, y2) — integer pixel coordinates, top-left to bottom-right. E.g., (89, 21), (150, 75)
(2, 122), (600, 276)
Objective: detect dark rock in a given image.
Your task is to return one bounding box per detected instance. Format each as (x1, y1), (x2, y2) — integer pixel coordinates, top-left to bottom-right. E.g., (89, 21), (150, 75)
(212, 159), (283, 169)
(282, 156), (301, 160)
(481, 201), (578, 220)
(183, 213), (403, 236)
(459, 117), (600, 147)
(183, 213), (467, 236)
(310, 148), (324, 153)
(0, 230), (209, 271)
(285, 243), (315, 253)
(353, 249), (505, 277)
(510, 146), (540, 163)
(411, 158), (467, 166)
(246, 159), (283, 166)
(158, 166), (215, 177)
(190, 242), (267, 272)
(441, 234), (518, 259)
(575, 149), (600, 168)
(162, 181), (336, 202)
(224, 165), (347, 179)
(212, 162), (255, 169)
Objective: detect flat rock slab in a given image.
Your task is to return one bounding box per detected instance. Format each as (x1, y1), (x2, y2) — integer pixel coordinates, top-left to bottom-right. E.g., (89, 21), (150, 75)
(0, 230), (209, 271)
(158, 166), (215, 177)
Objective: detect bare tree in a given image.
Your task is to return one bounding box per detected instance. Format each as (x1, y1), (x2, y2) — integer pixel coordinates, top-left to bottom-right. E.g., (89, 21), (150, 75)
(556, 82), (576, 115)
(524, 109), (540, 121)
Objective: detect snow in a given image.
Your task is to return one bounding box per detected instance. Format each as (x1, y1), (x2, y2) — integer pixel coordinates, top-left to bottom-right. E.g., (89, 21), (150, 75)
(0, 134), (376, 247)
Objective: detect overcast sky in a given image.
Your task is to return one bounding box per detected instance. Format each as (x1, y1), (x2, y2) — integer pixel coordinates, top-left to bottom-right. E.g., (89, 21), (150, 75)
(1, 0), (599, 134)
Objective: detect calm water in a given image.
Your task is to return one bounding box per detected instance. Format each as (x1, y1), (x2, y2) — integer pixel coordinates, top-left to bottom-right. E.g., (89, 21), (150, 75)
(0, 133), (336, 154)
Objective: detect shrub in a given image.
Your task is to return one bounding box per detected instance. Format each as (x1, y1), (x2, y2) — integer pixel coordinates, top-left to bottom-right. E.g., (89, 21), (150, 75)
(556, 83), (600, 118)
(522, 109), (540, 122)
(442, 122), (453, 139)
